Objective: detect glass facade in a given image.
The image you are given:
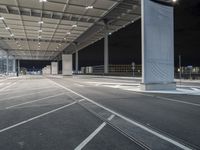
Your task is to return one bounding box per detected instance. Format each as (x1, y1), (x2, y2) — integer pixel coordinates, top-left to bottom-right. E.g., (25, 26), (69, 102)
(0, 49), (16, 76)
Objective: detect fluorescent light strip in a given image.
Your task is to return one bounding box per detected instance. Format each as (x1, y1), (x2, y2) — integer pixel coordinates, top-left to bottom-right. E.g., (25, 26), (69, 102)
(85, 6), (93, 9)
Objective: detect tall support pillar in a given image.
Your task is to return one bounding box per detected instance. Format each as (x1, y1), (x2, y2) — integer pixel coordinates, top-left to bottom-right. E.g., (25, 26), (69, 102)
(51, 62), (58, 75)
(13, 58), (16, 73)
(140, 0), (176, 90)
(75, 49), (79, 74)
(17, 59), (20, 76)
(62, 54), (72, 76)
(104, 32), (109, 74)
(6, 52), (9, 75)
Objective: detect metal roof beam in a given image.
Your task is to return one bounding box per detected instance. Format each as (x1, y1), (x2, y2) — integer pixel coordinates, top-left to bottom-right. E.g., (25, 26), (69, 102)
(0, 5), (100, 23)
(0, 37), (71, 43)
(4, 49), (62, 53)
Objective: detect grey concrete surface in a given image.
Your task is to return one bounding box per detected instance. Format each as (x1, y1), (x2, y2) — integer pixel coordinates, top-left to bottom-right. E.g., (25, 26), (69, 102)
(0, 75), (199, 149)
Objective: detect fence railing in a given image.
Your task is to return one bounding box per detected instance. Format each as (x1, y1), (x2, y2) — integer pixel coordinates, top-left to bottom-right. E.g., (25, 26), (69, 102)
(80, 65), (200, 79)
(80, 64), (142, 77)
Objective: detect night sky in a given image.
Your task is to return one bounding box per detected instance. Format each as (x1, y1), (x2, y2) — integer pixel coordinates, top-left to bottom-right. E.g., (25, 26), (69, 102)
(21, 0), (200, 70)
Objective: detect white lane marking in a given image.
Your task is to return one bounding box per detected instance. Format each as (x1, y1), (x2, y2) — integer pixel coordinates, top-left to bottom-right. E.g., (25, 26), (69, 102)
(6, 92), (66, 109)
(155, 96), (200, 107)
(124, 90), (200, 107)
(74, 114), (115, 150)
(0, 79), (7, 83)
(0, 86), (57, 95)
(78, 99), (85, 102)
(50, 79), (192, 150)
(90, 82), (200, 106)
(86, 82), (139, 86)
(0, 89), (60, 102)
(0, 82), (16, 92)
(190, 88), (200, 91)
(0, 101), (77, 133)
(74, 83), (84, 87)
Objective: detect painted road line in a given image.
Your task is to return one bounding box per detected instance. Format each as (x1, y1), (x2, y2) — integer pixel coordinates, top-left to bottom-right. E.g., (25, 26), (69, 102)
(190, 88), (200, 91)
(74, 83), (84, 87)
(0, 79), (7, 83)
(79, 99), (85, 102)
(74, 114), (115, 150)
(155, 96), (200, 107)
(49, 79), (192, 150)
(0, 82), (16, 92)
(129, 90), (200, 107)
(6, 92), (66, 109)
(0, 101), (77, 133)
(116, 87), (200, 107)
(0, 88), (60, 102)
(0, 86), (55, 96)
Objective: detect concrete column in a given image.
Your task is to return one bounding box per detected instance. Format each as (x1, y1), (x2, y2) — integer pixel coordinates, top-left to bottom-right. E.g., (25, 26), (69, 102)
(75, 50), (79, 74)
(51, 62), (58, 75)
(13, 59), (16, 73)
(6, 52), (9, 75)
(17, 59), (20, 76)
(62, 54), (72, 76)
(141, 0), (176, 90)
(104, 32), (109, 74)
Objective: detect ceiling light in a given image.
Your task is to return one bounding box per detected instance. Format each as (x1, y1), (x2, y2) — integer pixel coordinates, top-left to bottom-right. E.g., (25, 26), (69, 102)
(5, 27), (10, 30)
(39, 0), (47, 2)
(85, 6), (93, 9)
(38, 30), (42, 32)
(172, 0), (177, 2)
(0, 17), (4, 20)
(38, 21), (44, 24)
(66, 32), (71, 35)
(72, 24), (77, 28)
(10, 34), (14, 37)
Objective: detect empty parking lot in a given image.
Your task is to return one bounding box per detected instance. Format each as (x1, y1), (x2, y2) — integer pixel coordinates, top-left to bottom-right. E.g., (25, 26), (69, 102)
(0, 76), (199, 150)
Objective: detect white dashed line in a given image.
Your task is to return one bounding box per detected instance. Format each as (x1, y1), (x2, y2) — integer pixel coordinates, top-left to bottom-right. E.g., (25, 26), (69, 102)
(6, 92), (66, 109)
(0, 82), (16, 92)
(74, 114), (115, 150)
(0, 101), (77, 133)
(0, 88), (60, 102)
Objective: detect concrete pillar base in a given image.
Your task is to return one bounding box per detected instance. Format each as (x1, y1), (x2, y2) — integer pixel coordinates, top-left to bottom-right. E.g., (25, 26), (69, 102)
(140, 82), (176, 91)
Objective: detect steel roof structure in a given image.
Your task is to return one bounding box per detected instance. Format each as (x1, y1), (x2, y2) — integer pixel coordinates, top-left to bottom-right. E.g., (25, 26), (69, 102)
(0, 0), (141, 60)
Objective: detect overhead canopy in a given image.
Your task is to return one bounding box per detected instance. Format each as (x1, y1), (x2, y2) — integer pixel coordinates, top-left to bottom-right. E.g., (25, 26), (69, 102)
(0, 0), (140, 60)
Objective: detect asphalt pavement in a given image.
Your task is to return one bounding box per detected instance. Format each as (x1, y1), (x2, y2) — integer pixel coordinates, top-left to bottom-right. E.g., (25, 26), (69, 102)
(0, 75), (199, 150)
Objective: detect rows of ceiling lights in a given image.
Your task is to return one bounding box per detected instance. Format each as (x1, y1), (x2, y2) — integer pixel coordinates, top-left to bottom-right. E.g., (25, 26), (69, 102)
(0, 0), (95, 55)
(0, 16), (24, 51)
(39, 0), (94, 53)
